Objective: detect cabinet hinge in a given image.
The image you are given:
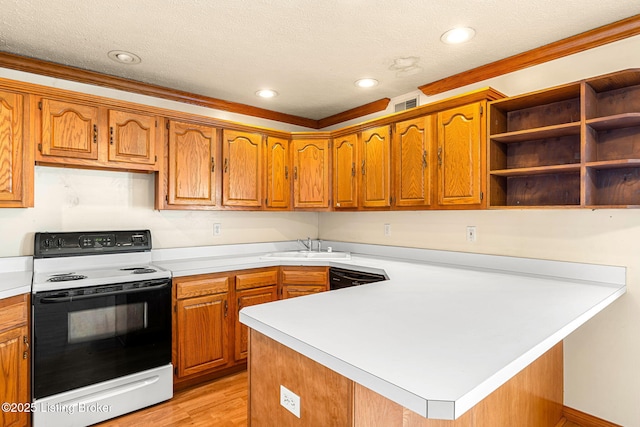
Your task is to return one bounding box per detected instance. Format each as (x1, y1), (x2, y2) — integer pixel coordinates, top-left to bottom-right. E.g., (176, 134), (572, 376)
(165, 195), (169, 202)
(480, 192), (484, 201)
(155, 120), (158, 127)
(37, 143), (42, 152)
(23, 351), (28, 359)
(480, 105), (484, 116)
(173, 304), (177, 312)
(390, 196), (393, 205)
(38, 101), (42, 110)
(224, 300), (228, 318)
(166, 122), (170, 130)
(174, 367), (178, 376)
(154, 155), (158, 162)
(265, 198), (268, 205)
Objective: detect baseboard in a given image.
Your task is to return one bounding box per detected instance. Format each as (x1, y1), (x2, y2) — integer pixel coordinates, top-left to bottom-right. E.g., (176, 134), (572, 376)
(563, 406), (622, 427)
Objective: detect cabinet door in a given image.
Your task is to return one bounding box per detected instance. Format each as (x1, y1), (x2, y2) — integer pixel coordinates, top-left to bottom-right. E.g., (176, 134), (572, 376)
(437, 102), (483, 206)
(292, 138), (330, 209)
(222, 129), (262, 207)
(235, 285), (277, 361)
(361, 126), (391, 208)
(0, 325), (29, 427)
(265, 136), (290, 209)
(40, 98), (99, 160)
(333, 133), (358, 208)
(108, 109), (158, 167)
(176, 293), (229, 377)
(168, 120), (217, 206)
(394, 116), (432, 207)
(0, 89), (32, 208)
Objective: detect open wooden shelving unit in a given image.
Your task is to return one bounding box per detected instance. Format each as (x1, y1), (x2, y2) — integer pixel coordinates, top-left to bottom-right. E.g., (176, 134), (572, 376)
(488, 68), (640, 208)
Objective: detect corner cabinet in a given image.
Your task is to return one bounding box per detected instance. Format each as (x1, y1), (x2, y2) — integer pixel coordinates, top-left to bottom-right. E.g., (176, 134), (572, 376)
(0, 294), (30, 427)
(292, 136), (331, 209)
(333, 133), (359, 209)
(0, 88), (33, 208)
(436, 102), (485, 207)
(488, 69), (640, 208)
(265, 136), (290, 209)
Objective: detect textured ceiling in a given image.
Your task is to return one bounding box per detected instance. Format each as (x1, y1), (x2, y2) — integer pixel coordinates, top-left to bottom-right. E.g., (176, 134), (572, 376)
(1, 1), (639, 120)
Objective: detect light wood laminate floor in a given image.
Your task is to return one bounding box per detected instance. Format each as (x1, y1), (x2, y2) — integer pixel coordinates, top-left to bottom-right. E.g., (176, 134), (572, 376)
(96, 372), (248, 427)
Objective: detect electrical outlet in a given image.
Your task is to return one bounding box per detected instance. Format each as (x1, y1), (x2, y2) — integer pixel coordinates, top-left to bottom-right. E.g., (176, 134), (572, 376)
(213, 223), (221, 236)
(466, 226), (477, 242)
(280, 385), (300, 418)
(384, 223), (391, 236)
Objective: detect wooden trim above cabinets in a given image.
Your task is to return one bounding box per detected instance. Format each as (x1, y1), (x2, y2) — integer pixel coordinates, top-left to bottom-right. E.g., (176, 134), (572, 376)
(419, 15), (640, 96)
(317, 98), (391, 129)
(0, 51), (319, 129)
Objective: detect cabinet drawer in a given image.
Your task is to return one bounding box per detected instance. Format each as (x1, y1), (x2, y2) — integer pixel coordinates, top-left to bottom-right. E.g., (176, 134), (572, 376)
(235, 268), (279, 291)
(175, 274), (230, 299)
(281, 267), (328, 285)
(0, 294), (28, 332)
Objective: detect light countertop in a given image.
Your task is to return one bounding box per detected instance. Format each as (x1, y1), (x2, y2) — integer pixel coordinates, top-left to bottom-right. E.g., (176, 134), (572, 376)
(0, 256), (32, 300)
(227, 241), (626, 420)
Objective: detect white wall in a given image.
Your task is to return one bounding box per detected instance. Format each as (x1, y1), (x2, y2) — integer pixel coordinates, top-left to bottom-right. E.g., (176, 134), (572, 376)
(1, 33), (640, 425)
(0, 166), (319, 257)
(321, 34), (640, 426)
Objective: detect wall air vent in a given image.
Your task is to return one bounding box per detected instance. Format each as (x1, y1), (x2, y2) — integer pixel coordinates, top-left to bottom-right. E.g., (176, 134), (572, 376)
(394, 97), (419, 112)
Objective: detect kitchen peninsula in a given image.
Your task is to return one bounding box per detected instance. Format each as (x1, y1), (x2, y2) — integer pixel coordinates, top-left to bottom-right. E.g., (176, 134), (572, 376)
(237, 242), (625, 426)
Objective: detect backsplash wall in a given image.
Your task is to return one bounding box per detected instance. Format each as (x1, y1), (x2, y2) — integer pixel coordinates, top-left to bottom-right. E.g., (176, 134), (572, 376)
(0, 166), (319, 257)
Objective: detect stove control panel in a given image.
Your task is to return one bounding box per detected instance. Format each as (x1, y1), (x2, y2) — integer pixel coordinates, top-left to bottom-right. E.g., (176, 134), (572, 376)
(35, 230), (152, 258)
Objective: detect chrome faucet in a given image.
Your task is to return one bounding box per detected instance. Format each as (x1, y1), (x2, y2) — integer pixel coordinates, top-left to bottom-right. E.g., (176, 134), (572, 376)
(297, 237), (312, 251)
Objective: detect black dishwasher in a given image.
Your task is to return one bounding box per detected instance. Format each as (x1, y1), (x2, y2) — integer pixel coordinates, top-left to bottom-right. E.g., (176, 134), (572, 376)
(329, 267), (387, 290)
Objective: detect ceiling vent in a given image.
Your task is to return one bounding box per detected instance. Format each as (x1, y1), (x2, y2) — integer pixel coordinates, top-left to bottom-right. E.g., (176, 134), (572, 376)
(394, 97), (419, 112)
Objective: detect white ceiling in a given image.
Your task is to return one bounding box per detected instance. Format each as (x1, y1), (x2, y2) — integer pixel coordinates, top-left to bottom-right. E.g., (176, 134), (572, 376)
(1, 1), (639, 120)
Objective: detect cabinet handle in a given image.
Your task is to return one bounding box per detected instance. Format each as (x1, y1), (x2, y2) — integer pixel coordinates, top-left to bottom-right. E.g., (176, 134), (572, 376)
(93, 124), (98, 144)
(422, 150), (427, 169)
(294, 166), (298, 180)
(437, 147), (442, 166)
(109, 126), (114, 145)
(224, 158), (228, 173)
(23, 336), (29, 359)
(224, 300), (228, 318)
(211, 157), (215, 173)
(351, 162), (355, 177)
(285, 165), (289, 180)
(361, 160), (366, 175)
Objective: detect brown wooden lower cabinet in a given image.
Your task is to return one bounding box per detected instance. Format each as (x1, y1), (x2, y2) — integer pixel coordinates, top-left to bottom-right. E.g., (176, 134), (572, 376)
(280, 266), (328, 299)
(173, 267), (285, 388)
(248, 330), (564, 427)
(0, 294), (30, 427)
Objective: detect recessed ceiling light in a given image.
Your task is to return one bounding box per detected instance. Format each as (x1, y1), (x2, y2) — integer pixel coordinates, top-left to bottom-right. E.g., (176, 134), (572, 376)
(256, 89), (278, 98)
(440, 27), (476, 44)
(107, 50), (141, 64)
(355, 78), (379, 88)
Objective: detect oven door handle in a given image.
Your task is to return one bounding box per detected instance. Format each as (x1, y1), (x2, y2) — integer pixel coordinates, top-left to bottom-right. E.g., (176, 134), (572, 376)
(39, 282), (171, 303)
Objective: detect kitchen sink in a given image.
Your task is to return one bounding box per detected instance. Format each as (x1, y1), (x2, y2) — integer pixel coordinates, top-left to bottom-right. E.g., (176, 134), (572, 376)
(262, 251), (351, 260)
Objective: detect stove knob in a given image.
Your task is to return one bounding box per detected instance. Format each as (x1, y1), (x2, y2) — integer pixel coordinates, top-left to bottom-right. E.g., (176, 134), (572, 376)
(55, 238), (65, 248)
(42, 239), (53, 249)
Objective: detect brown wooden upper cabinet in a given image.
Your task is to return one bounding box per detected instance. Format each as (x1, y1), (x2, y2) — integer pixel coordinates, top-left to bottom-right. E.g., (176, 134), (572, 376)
(393, 116), (433, 207)
(222, 129), (263, 208)
(107, 109), (158, 167)
(37, 98), (161, 172)
(436, 102), (485, 207)
(167, 120), (218, 207)
(265, 136), (290, 209)
(361, 125), (391, 208)
(333, 133), (359, 209)
(292, 137), (330, 209)
(39, 98), (99, 161)
(0, 88), (33, 208)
